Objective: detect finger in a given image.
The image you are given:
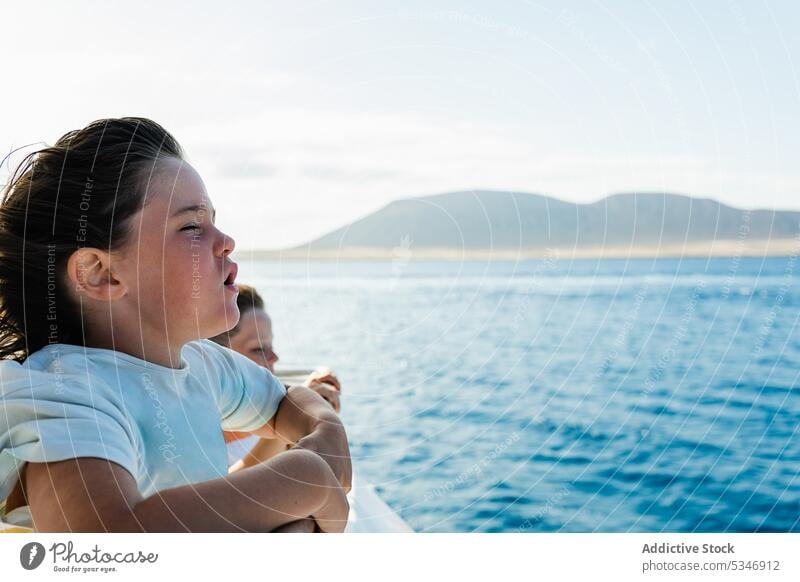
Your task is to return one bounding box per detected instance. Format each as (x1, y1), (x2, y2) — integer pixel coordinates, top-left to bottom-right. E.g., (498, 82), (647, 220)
(313, 369), (341, 391)
(329, 393), (341, 413)
(322, 391), (340, 413)
(312, 381), (338, 393)
(319, 374), (341, 391)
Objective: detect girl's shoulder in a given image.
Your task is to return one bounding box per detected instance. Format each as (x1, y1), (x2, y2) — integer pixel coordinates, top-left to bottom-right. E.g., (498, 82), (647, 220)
(0, 346), (116, 400)
(25, 343), (191, 379)
(183, 339), (284, 400)
(182, 339), (250, 375)
(183, 338), (225, 358)
(0, 345), (152, 410)
(20, 343), (112, 373)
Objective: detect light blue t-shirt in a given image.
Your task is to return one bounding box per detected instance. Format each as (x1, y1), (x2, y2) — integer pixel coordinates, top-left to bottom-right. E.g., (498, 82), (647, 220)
(0, 339), (286, 502)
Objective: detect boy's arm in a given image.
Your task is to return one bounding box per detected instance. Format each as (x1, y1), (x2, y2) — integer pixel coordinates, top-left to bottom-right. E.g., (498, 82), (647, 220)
(23, 450), (348, 532)
(251, 385), (352, 492)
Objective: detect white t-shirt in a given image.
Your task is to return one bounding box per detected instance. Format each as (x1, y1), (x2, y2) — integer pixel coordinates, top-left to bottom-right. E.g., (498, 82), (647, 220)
(0, 339), (286, 501)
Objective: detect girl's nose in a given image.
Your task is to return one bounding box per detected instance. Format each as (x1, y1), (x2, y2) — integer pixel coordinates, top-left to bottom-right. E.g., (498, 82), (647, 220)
(219, 230), (236, 256)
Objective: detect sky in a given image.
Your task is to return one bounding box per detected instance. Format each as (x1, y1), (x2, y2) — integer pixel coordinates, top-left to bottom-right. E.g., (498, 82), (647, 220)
(1, 0), (798, 249)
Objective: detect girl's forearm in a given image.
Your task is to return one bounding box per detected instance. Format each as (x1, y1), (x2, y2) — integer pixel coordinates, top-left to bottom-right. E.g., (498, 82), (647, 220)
(269, 386), (353, 491)
(294, 422), (352, 493)
(230, 437), (289, 472)
(130, 449), (347, 532)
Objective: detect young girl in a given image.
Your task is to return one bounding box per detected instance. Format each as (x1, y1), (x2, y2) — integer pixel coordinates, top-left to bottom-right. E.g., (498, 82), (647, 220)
(0, 118), (351, 532)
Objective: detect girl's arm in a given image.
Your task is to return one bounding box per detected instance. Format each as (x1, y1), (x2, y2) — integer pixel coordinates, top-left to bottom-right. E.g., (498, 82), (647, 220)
(251, 385), (352, 492)
(229, 437), (289, 473)
(23, 449), (348, 533)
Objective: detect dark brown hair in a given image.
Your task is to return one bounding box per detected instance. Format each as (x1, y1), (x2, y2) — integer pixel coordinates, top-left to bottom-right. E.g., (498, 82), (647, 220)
(210, 284), (265, 346)
(0, 117), (184, 361)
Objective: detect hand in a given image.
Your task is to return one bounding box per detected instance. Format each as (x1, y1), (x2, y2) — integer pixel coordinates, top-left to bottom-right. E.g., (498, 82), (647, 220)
(304, 367), (341, 392)
(308, 382), (340, 413)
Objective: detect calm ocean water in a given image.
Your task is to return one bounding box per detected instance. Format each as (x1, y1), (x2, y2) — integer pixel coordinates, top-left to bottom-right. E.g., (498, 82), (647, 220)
(237, 255), (799, 532)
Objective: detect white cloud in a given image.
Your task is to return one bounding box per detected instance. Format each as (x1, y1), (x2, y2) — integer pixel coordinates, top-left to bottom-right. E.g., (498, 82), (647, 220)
(182, 108), (789, 249)
(3, 101), (794, 250)
(1, 2), (798, 250)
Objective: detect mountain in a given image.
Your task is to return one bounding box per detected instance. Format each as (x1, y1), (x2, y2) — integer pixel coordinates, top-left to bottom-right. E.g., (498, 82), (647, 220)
(293, 191), (800, 255)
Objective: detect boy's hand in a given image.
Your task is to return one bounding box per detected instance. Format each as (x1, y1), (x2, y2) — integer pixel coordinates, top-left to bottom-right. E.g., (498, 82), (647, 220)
(308, 382), (340, 412)
(304, 367), (341, 392)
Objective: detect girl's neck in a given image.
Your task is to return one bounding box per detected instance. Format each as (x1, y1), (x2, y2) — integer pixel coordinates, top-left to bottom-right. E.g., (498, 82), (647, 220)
(85, 326), (186, 369)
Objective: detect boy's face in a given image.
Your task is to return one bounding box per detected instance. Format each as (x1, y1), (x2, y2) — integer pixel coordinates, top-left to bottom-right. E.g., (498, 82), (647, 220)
(114, 157), (240, 344)
(228, 308), (279, 372)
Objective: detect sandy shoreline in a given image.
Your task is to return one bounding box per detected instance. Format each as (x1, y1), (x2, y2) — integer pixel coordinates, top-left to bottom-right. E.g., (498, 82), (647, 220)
(234, 238), (800, 261)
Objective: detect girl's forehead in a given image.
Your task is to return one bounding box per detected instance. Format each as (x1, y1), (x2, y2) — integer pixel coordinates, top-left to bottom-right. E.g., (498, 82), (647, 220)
(147, 159), (213, 212)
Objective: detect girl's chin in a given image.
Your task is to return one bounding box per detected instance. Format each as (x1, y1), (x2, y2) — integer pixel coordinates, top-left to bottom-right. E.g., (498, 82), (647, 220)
(176, 293), (239, 339)
(201, 316), (239, 341)
(220, 300), (241, 327)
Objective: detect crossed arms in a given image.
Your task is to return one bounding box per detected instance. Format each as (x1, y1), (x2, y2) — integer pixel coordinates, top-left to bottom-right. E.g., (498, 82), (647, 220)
(20, 386), (351, 532)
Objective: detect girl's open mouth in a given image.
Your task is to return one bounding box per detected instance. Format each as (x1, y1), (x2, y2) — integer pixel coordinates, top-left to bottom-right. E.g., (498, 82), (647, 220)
(224, 275), (238, 294)
(224, 263), (238, 293)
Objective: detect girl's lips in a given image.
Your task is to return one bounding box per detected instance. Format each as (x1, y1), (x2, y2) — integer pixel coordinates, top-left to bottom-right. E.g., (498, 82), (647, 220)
(223, 261), (238, 286)
(225, 283), (239, 294)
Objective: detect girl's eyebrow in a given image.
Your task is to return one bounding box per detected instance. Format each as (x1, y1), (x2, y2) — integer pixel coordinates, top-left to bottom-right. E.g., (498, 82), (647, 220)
(171, 204), (216, 221)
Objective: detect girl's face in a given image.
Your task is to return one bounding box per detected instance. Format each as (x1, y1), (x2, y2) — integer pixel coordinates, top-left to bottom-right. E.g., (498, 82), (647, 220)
(228, 308), (279, 372)
(114, 158), (240, 344)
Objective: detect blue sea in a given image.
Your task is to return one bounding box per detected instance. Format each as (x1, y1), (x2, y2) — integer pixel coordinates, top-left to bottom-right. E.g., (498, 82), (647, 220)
(237, 255), (799, 532)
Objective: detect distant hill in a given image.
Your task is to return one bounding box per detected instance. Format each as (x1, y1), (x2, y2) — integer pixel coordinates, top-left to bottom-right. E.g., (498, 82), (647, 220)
(284, 191), (799, 258)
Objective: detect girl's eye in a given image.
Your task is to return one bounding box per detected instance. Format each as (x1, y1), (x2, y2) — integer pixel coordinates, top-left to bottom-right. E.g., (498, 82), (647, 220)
(181, 224), (202, 233)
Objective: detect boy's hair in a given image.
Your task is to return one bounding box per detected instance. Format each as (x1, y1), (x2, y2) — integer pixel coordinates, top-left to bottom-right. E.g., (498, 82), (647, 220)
(210, 284), (265, 347)
(0, 117), (184, 362)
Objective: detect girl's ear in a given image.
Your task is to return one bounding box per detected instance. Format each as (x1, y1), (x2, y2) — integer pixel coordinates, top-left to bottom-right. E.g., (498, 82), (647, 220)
(66, 248), (128, 302)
